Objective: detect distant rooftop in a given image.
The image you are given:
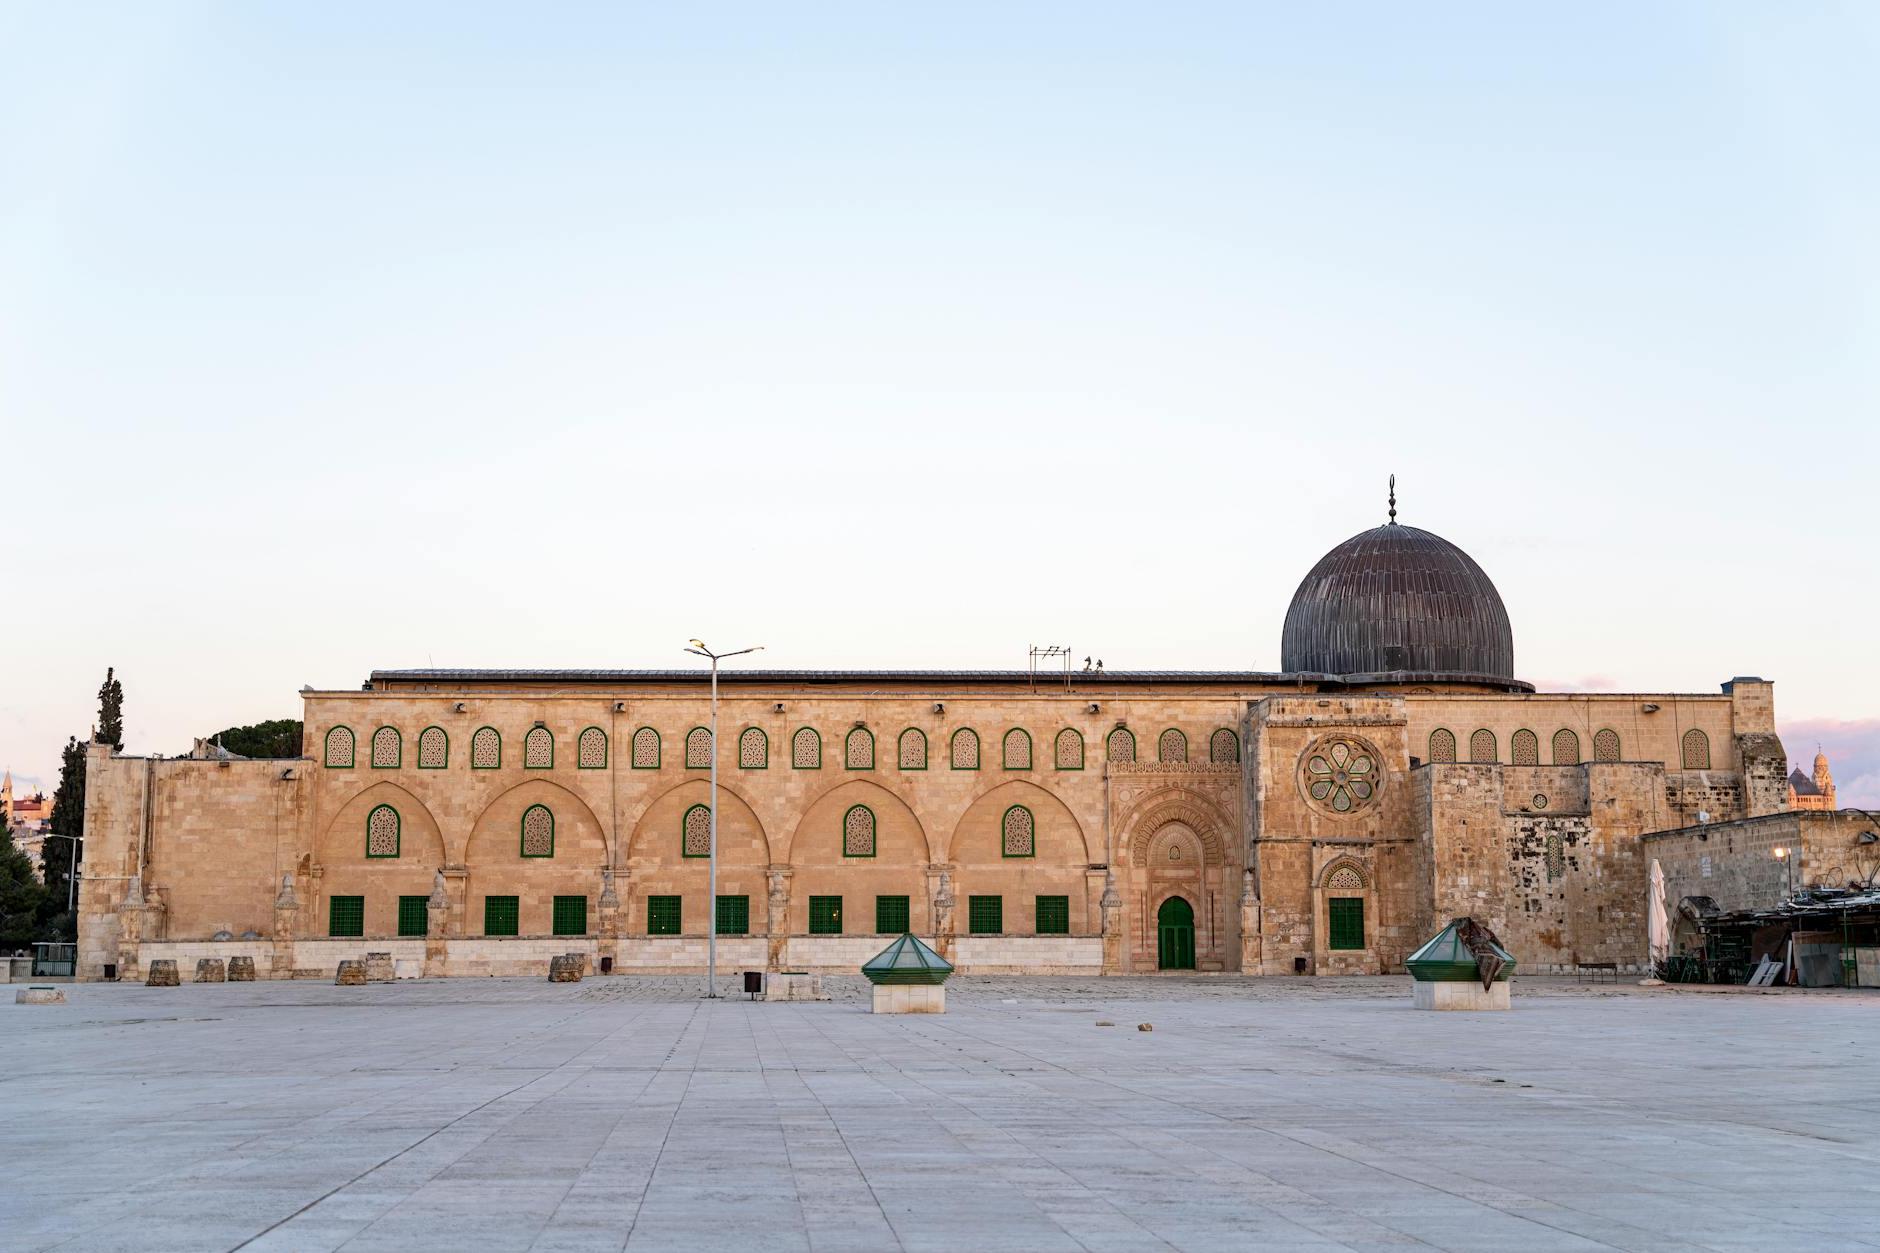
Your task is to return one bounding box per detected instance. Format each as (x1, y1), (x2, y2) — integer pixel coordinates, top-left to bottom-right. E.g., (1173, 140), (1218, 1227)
(364, 667), (1534, 692)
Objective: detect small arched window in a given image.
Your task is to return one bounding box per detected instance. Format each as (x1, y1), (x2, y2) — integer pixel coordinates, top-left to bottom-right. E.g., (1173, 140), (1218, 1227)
(843, 804), (876, 857)
(1003, 728), (1032, 770)
(685, 727), (713, 769)
(418, 726), (448, 769)
(1323, 863), (1365, 890)
(631, 726), (660, 769)
(792, 727), (821, 769)
(577, 726), (608, 769)
(520, 803), (554, 857)
(1427, 729), (1456, 764)
(471, 726), (502, 769)
(1055, 728), (1084, 770)
(371, 726), (401, 769)
(950, 728), (980, 770)
(1158, 729), (1187, 763)
(1107, 727), (1136, 763)
(1552, 729), (1581, 766)
(845, 727), (875, 770)
(1001, 805), (1036, 858)
(1545, 831), (1565, 882)
(324, 726), (355, 768)
(1210, 728), (1240, 764)
(898, 728), (927, 770)
(523, 726), (553, 769)
(682, 803), (712, 857)
(366, 803), (400, 858)
(1593, 728), (1621, 763)
(738, 727), (768, 769)
(1682, 729), (1711, 770)
(1511, 730), (1539, 766)
(1469, 729), (1496, 763)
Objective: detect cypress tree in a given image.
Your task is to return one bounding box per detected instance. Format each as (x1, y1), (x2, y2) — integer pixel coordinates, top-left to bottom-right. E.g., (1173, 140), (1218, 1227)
(97, 667), (124, 752)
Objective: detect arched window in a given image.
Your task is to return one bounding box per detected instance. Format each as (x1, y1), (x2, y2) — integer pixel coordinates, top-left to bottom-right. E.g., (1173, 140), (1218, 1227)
(843, 804), (876, 857)
(1552, 729), (1580, 766)
(1682, 729), (1711, 770)
(523, 726), (553, 769)
(792, 727), (821, 769)
(1511, 730), (1539, 766)
(682, 803), (712, 857)
(1593, 728), (1620, 763)
(371, 726), (401, 769)
(471, 726), (502, 769)
(1427, 729), (1456, 764)
(685, 727), (713, 770)
(1001, 805), (1036, 858)
(1003, 728), (1031, 770)
(1107, 727), (1136, 763)
(950, 728), (980, 770)
(1210, 728), (1240, 764)
(1469, 729), (1496, 763)
(1055, 728), (1084, 770)
(577, 726), (608, 769)
(418, 726), (448, 769)
(520, 804), (554, 857)
(845, 727), (875, 770)
(366, 804), (400, 858)
(631, 726), (660, 769)
(738, 727), (768, 769)
(898, 728), (927, 770)
(324, 726), (355, 768)
(1158, 729), (1187, 763)
(1545, 831), (1565, 882)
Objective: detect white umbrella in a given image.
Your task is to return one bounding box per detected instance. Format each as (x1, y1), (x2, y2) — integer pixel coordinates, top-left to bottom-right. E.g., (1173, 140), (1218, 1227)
(1647, 858), (1671, 973)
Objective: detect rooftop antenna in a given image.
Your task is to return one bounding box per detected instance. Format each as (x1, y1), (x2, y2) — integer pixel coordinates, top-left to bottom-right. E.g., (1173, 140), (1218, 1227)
(1388, 473), (1397, 524)
(1029, 645), (1072, 690)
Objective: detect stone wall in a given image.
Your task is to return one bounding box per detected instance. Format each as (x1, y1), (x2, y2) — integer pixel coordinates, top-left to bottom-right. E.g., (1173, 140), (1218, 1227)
(1646, 810), (1880, 920)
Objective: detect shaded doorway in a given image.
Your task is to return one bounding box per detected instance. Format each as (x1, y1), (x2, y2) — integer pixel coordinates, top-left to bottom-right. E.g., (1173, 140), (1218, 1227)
(1157, 896), (1195, 970)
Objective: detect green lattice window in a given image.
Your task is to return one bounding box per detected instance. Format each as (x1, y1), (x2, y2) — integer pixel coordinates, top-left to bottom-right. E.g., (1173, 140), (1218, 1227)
(1327, 897), (1364, 950)
(484, 895), (519, 937)
(397, 895), (428, 937)
(716, 895), (749, 936)
(1035, 895), (1069, 935)
(553, 895), (588, 936)
(329, 895), (364, 937)
(647, 895), (682, 936)
(809, 895), (843, 934)
(875, 895), (910, 934)
(969, 895), (1002, 935)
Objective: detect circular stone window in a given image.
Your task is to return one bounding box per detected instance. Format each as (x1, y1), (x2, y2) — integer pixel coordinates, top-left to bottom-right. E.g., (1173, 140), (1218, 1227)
(1532, 793), (1549, 810)
(1300, 736), (1384, 815)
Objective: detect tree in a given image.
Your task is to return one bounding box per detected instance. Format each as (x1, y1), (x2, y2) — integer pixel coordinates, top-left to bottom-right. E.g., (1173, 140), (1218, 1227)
(0, 826), (49, 952)
(40, 735), (85, 933)
(199, 719), (303, 759)
(97, 666), (124, 752)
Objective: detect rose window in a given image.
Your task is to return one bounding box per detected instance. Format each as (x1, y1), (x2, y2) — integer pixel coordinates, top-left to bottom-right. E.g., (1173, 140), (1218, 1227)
(1303, 740), (1378, 813)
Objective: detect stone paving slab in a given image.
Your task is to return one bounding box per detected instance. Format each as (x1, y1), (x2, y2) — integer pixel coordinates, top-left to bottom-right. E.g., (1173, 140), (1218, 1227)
(2, 976), (1877, 1251)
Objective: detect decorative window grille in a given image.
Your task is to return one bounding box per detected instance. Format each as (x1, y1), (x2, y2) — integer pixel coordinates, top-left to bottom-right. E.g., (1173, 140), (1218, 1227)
(898, 728), (927, 770)
(397, 895), (428, 937)
(366, 804), (401, 858)
(968, 895), (1002, 935)
(484, 896), (519, 937)
(738, 727), (768, 769)
(631, 727), (661, 769)
(1327, 897), (1364, 950)
(843, 804), (877, 857)
(646, 895), (681, 936)
(1035, 895), (1070, 935)
(1469, 730), (1496, 763)
(1428, 729), (1457, 764)
(471, 726), (501, 769)
(681, 803), (712, 858)
(1682, 729), (1711, 770)
(792, 727), (821, 769)
(1001, 805), (1036, 858)
(1511, 730), (1540, 766)
(324, 726), (355, 768)
(552, 895), (588, 937)
(520, 804), (554, 857)
(418, 726), (448, 769)
(809, 895), (843, 934)
(685, 727), (713, 769)
(1210, 728), (1240, 764)
(523, 726), (553, 769)
(1325, 864), (1364, 890)
(1545, 832), (1565, 882)
(716, 895), (749, 936)
(845, 727), (874, 770)
(875, 895), (910, 934)
(1107, 727), (1136, 763)
(371, 726), (401, 769)
(1593, 729), (1621, 762)
(1158, 729), (1187, 763)
(329, 895), (364, 937)
(1055, 728), (1084, 770)
(1003, 729), (1031, 770)
(1553, 729), (1581, 766)
(577, 727), (608, 769)
(950, 728), (980, 770)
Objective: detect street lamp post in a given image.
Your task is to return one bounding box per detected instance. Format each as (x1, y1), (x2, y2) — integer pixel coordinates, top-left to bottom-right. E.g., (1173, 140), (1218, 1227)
(684, 639), (763, 998)
(44, 832), (83, 913)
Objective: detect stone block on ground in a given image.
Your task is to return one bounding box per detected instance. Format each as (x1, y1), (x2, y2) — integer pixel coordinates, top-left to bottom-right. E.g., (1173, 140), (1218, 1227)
(226, 956), (256, 981)
(194, 958), (227, 983)
(335, 960), (367, 986)
(764, 971), (828, 1002)
(364, 952), (394, 982)
(145, 960), (179, 987)
(548, 954), (583, 983)
(16, 987), (66, 1004)
(871, 983), (945, 1014)
(1414, 979), (1512, 1010)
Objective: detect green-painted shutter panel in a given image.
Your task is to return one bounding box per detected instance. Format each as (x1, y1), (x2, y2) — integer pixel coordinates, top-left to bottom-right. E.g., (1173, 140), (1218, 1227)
(329, 895), (364, 937)
(397, 895), (428, 937)
(875, 895), (910, 934)
(553, 895), (588, 936)
(1034, 895), (1069, 935)
(1328, 897), (1364, 950)
(484, 896), (519, 936)
(809, 895), (843, 934)
(968, 895), (1002, 935)
(647, 895), (682, 935)
(716, 895), (749, 936)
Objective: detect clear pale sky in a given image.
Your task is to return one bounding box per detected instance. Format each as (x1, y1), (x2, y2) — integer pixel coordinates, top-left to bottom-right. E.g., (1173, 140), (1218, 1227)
(3, 4), (1877, 804)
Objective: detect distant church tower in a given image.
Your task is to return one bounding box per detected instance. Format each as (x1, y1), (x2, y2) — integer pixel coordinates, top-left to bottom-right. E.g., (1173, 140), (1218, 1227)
(1788, 748), (1837, 811)
(1, 769), (12, 828)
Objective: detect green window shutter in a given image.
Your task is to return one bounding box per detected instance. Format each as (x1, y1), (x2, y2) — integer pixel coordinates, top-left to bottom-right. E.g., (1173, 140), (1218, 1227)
(875, 895), (910, 934)
(552, 895), (588, 937)
(1034, 895), (1069, 935)
(1327, 897), (1365, 950)
(809, 895), (843, 934)
(716, 895), (749, 936)
(484, 896), (519, 937)
(329, 895), (364, 938)
(397, 895), (428, 937)
(968, 895), (1002, 935)
(647, 895), (682, 936)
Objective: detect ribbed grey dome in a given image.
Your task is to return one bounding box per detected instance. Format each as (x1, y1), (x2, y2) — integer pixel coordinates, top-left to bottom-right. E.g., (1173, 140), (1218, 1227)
(1281, 523), (1514, 680)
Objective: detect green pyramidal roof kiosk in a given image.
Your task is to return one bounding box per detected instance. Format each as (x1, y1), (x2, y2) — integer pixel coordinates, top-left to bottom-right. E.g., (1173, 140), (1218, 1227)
(1406, 918), (1515, 1011)
(863, 933), (952, 1013)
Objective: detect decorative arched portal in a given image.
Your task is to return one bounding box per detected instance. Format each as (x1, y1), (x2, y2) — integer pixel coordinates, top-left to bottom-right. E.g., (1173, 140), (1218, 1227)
(1157, 896), (1195, 970)
(1115, 786), (1237, 973)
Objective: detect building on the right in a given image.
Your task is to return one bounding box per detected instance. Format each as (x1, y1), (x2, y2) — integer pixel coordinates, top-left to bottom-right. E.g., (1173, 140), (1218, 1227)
(1787, 749), (1837, 810)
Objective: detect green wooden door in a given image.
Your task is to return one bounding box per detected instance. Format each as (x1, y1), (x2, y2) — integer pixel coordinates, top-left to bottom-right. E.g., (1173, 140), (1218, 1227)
(1157, 896), (1195, 970)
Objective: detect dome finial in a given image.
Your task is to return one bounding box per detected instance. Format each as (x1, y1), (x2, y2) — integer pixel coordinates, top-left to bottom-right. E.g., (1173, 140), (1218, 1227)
(1387, 474), (1397, 524)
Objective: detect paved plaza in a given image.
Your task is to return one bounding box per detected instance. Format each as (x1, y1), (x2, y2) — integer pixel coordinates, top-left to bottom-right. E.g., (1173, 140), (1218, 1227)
(3, 975), (1877, 1252)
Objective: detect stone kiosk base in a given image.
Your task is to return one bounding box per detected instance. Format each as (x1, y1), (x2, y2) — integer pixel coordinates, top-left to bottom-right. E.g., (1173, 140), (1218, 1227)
(764, 972), (827, 1002)
(871, 983), (945, 1014)
(1414, 980), (1511, 1011)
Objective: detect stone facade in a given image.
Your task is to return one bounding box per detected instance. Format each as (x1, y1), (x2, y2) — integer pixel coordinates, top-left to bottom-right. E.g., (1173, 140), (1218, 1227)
(1645, 809), (1880, 928)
